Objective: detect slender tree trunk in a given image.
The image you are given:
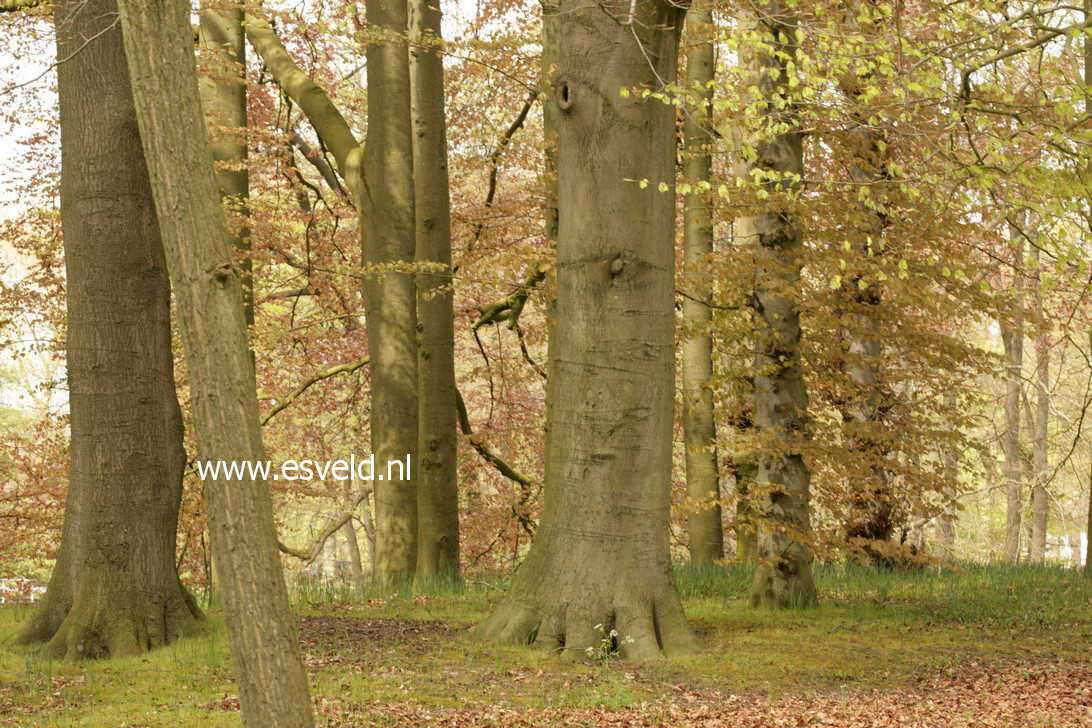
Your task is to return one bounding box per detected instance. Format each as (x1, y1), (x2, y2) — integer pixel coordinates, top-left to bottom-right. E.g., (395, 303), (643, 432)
(116, 2), (313, 724)
(410, 0), (459, 581)
(244, 14), (420, 581)
(1002, 223), (1025, 564)
(937, 443), (958, 559)
(363, 0), (420, 582)
(681, 0), (723, 568)
(837, 8), (895, 562)
(1086, 0), (1092, 577)
(199, 0), (251, 324)
(343, 518), (365, 592)
(734, 451), (758, 563)
(9, 0), (201, 657)
(741, 1), (817, 608)
(1030, 244), (1049, 564)
(476, 0), (696, 659)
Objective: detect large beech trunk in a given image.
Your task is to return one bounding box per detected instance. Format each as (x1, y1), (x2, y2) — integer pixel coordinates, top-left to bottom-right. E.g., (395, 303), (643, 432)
(475, 0), (696, 659)
(410, 0), (460, 581)
(741, 0), (817, 608)
(115, 1), (312, 724)
(681, 0), (724, 568)
(9, 0), (201, 659)
(363, 0), (420, 582)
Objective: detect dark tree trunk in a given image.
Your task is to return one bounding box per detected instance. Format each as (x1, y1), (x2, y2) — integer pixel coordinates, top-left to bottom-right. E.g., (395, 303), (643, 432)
(410, 0), (460, 581)
(116, 0), (313, 723)
(8, 0), (201, 659)
(742, 0), (817, 608)
(476, 0), (696, 659)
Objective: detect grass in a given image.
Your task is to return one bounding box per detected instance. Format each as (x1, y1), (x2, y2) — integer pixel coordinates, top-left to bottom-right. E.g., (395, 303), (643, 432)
(0, 563), (1088, 725)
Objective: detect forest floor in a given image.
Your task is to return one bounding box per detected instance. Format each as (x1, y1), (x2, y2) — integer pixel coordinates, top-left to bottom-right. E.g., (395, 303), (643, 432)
(0, 564), (1089, 726)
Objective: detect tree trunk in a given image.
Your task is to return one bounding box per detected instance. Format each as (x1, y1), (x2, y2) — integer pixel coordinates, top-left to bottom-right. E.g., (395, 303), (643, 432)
(1085, 0), (1092, 578)
(741, 1), (817, 608)
(734, 453), (758, 563)
(475, 0), (696, 659)
(1001, 223), (1025, 564)
(198, 0), (251, 324)
(8, 0), (201, 658)
(936, 396), (958, 559)
(115, 2), (313, 725)
(409, 0), (460, 581)
(681, 0), (723, 569)
(837, 10), (895, 563)
(1029, 244), (1049, 564)
(363, 0), (420, 582)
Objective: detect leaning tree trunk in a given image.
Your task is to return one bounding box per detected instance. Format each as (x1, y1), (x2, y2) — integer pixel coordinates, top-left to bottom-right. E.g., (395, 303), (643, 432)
(363, 0), (420, 582)
(681, 0), (724, 568)
(410, 0), (460, 581)
(1001, 222), (1025, 564)
(475, 0), (696, 659)
(198, 0), (252, 324)
(8, 0), (201, 658)
(116, 1), (313, 725)
(1029, 243), (1049, 564)
(741, 0), (817, 608)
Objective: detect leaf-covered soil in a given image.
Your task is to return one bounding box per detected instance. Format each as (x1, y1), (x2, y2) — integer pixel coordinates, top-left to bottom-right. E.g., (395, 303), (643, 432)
(1, 565), (1089, 726)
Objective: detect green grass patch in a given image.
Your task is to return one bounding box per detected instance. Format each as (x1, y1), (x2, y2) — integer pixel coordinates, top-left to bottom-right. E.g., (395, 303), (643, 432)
(0, 564), (1087, 725)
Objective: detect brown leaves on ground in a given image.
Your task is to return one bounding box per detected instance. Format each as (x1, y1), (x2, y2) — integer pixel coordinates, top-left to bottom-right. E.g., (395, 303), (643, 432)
(309, 658), (1091, 727)
(300, 615), (451, 655)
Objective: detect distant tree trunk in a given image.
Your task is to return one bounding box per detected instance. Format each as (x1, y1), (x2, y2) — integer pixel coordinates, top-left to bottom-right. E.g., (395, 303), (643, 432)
(681, 0), (723, 568)
(733, 451), (758, 563)
(363, 0), (420, 582)
(1029, 244), (1049, 564)
(343, 518), (365, 592)
(198, 0), (251, 324)
(837, 7), (895, 563)
(116, 1), (313, 724)
(937, 442), (958, 559)
(8, 0), (201, 658)
(476, 0), (697, 658)
(1084, 0), (1091, 578)
(410, 0), (460, 581)
(1001, 223), (1025, 564)
(741, 1), (817, 608)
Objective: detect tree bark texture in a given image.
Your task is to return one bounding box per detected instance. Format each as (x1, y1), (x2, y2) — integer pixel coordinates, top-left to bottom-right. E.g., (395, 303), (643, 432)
(199, 0), (252, 324)
(9, 0), (201, 658)
(741, 0), (817, 608)
(681, 0), (724, 568)
(476, 0), (697, 659)
(115, 1), (313, 724)
(362, 0), (420, 582)
(410, 0), (460, 581)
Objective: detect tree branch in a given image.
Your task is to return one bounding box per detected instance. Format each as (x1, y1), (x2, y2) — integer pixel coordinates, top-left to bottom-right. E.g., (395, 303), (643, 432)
(278, 483), (373, 562)
(245, 14), (363, 186)
(261, 357), (369, 426)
